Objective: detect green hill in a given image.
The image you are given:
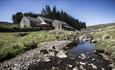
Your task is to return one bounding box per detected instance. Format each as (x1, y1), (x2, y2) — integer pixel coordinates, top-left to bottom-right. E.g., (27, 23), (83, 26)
(88, 22), (115, 29)
(0, 22), (19, 30)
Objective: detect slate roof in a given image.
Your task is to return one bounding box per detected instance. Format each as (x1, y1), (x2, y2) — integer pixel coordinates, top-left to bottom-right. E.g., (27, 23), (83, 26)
(37, 16), (54, 23)
(62, 22), (73, 29)
(26, 16), (42, 23)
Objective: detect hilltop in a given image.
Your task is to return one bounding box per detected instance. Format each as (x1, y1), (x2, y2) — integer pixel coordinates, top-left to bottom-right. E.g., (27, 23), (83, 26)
(87, 22), (115, 29)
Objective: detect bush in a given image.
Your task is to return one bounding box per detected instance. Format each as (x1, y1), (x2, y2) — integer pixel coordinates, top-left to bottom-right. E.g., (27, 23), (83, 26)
(23, 41), (38, 51)
(0, 43), (23, 61)
(17, 32), (29, 37)
(0, 52), (15, 61)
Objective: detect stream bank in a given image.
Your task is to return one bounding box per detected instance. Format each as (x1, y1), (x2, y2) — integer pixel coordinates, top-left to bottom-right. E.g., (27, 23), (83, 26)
(0, 40), (113, 70)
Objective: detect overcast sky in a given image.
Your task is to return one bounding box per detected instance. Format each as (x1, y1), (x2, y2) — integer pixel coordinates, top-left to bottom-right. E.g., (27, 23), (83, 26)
(0, 0), (115, 26)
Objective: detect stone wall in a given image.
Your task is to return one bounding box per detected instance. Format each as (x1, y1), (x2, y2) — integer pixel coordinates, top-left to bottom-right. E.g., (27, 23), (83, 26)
(20, 17), (31, 28)
(52, 20), (62, 30)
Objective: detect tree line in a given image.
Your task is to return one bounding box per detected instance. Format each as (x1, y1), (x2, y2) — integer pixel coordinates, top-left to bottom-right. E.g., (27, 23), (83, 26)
(12, 5), (86, 30)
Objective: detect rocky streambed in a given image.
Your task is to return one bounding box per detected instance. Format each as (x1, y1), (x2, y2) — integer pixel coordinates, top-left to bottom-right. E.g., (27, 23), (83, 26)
(0, 40), (113, 70)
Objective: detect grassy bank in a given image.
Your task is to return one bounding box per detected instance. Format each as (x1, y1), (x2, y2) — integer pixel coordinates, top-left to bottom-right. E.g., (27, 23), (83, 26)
(0, 30), (77, 62)
(92, 25), (115, 63)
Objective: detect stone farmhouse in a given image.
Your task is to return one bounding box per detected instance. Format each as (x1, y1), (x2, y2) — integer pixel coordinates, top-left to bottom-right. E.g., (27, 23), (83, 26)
(20, 15), (74, 30)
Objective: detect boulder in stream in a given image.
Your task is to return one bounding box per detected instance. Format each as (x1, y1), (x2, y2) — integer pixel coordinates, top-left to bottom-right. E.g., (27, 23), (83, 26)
(56, 50), (67, 58)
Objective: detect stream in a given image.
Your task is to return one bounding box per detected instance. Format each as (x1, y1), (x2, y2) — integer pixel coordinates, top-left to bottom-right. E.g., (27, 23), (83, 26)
(70, 41), (95, 57)
(27, 41), (112, 70)
(69, 41), (112, 70)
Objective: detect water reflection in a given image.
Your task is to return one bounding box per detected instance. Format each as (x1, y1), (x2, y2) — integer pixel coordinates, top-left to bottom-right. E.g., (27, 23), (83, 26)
(70, 41), (95, 57)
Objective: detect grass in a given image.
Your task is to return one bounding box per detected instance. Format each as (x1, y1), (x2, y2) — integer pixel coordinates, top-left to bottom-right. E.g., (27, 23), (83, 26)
(93, 25), (115, 63)
(0, 30), (77, 61)
(94, 29), (115, 53)
(95, 39), (115, 63)
(0, 23), (19, 29)
(96, 40), (115, 53)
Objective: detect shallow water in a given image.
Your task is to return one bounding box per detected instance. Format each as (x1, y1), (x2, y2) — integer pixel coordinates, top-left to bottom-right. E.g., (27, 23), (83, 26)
(70, 41), (95, 57)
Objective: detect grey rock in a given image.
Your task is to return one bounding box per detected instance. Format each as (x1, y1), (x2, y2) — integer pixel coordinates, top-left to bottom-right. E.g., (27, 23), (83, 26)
(56, 50), (67, 58)
(90, 63), (97, 69)
(44, 57), (50, 62)
(73, 66), (78, 70)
